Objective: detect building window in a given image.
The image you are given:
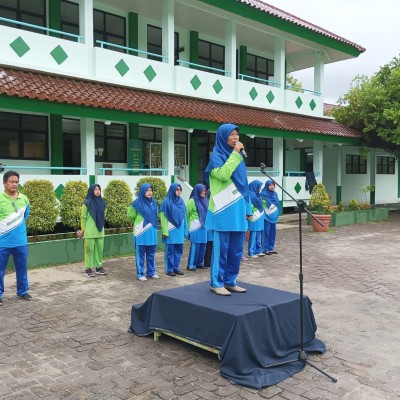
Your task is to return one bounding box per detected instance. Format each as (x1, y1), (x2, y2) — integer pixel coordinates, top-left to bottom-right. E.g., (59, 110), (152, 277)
(198, 39), (225, 75)
(94, 9), (126, 52)
(246, 137), (273, 167)
(0, 112), (48, 160)
(147, 25), (179, 64)
(346, 154), (367, 174)
(60, 0), (79, 41)
(376, 156), (395, 174)
(0, 0), (46, 32)
(95, 122), (127, 163)
(247, 53), (274, 84)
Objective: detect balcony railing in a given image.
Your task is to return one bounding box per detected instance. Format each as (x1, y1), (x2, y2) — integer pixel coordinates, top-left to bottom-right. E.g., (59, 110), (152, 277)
(238, 74), (280, 88)
(285, 85), (321, 97)
(97, 167), (168, 176)
(177, 60), (231, 77)
(2, 165), (87, 174)
(0, 17), (84, 42)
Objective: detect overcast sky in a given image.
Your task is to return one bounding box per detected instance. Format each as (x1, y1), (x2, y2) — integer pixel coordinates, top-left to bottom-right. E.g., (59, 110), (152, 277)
(261, 0), (400, 104)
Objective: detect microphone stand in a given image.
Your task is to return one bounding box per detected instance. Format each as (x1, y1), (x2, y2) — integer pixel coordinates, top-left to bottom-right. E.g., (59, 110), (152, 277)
(259, 163), (337, 382)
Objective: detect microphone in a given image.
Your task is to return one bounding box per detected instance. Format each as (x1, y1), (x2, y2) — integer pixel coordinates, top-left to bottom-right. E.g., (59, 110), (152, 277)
(240, 147), (248, 158)
(260, 163), (265, 171)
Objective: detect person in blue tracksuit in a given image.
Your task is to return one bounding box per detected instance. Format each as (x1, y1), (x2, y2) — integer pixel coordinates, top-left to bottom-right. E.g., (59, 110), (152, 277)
(160, 183), (187, 277)
(0, 171), (31, 305)
(260, 179), (280, 255)
(127, 183), (159, 281)
(247, 180), (266, 258)
(205, 123), (252, 296)
(186, 183), (208, 271)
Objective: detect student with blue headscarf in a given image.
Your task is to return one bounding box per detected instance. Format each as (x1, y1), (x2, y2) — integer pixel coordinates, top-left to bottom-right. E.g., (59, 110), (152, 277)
(186, 183), (208, 271)
(127, 183), (159, 281)
(204, 123), (252, 296)
(260, 179), (280, 255)
(81, 184), (107, 277)
(160, 183), (187, 277)
(247, 180), (266, 258)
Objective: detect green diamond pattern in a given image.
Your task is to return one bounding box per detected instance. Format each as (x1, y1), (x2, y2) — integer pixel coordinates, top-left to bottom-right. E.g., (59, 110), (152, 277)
(190, 75), (202, 90)
(249, 87), (258, 100)
(295, 96), (303, 109)
(10, 36), (30, 57)
(144, 65), (156, 82)
(115, 59), (129, 77)
(309, 99), (316, 111)
(294, 182), (302, 194)
(266, 90), (275, 104)
(50, 45), (68, 65)
(55, 184), (65, 200)
(213, 79), (223, 94)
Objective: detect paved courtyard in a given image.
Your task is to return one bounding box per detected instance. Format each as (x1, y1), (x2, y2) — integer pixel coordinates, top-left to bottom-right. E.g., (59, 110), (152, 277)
(1, 212), (399, 399)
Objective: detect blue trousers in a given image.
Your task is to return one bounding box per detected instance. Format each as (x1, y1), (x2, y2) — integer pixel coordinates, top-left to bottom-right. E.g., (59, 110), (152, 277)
(135, 243), (157, 278)
(0, 245), (29, 298)
(187, 242), (206, 269)
(164, 243), (183, 273)
(263, 221), (277, 252)
(210, 231), (245, 288)
(248, 231), (262, 256)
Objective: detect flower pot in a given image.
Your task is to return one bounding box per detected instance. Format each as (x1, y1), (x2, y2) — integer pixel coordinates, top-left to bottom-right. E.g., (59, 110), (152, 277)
(311, 214), (332, 232)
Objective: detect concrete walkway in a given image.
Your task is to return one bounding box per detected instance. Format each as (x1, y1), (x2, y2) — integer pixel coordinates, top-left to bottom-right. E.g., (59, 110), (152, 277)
(1, 212), (399, 399)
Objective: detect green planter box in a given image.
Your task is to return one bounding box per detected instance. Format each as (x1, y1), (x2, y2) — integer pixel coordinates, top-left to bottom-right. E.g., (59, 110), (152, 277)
(7, 231), (164, 269)
(308, 208), (388, 227)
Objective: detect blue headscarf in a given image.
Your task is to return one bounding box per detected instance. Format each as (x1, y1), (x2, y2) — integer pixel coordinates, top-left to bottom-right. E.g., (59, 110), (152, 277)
(249, 180), (263, 212)
(204, 123), (249, 200)
(260, 180), (280, 211)
(190, 183), (208, 226)
(160, 183), (185, 227)
(132, 183), (158, 228)
(83, 184), (107, 232)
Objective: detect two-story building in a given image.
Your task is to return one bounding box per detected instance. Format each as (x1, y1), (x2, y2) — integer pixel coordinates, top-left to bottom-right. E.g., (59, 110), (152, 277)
(1, 0), (398, 207)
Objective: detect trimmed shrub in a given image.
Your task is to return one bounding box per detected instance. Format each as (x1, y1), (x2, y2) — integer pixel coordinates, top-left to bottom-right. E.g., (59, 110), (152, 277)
(60, 181), (88, 230)
(21, 180), (58, 236)
(103, 180), (132, 228)
(134, 177), (168, 206)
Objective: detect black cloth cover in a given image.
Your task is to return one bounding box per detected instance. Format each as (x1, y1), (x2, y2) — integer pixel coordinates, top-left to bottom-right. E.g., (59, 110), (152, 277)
(129, 281), (325, 389)
(305, 171), (317, 194)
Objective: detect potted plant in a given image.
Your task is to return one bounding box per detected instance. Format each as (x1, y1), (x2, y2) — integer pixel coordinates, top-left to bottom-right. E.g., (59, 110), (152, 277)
(309, 183), (334, 232)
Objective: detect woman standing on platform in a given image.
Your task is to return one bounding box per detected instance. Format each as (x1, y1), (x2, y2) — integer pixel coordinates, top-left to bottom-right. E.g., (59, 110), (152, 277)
(205, 123), (252, 296)
(260, 179), (280, 255)
(127, 183), (159, 281)
(247, 180), (266, 259)
(160, 183), (187, 277)
(80, 184), (107, 277)
(186, 183), (208, 271)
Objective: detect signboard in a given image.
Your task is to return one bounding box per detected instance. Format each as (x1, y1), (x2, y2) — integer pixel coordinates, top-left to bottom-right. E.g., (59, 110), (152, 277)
(128, 139), (142, 175)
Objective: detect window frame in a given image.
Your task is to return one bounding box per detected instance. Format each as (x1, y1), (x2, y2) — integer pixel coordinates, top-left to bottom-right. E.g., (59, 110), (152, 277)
(0, 0), (46, 32)
(346, 154), (367, 174)
(146, 24), (180, 64)
(198, 39), (225, 75)
(95, 122), (127, 163)
(376, 155), (395, 174)
(246, 52), (274, 84)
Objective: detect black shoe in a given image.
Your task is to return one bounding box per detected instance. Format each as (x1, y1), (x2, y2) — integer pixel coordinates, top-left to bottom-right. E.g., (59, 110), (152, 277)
(196, 265), (207, 269)
(175, 270), (184, 275)
(186, 266), (196, 271)
(95, 267), (108, 275)
(269, 251), (278, 254)
(264, 251), (272, 255)
(167, 272), (176, 277)
(18, 293), (32, 301)
(85, 268), (95, 277)
(0, 298), (3, 306)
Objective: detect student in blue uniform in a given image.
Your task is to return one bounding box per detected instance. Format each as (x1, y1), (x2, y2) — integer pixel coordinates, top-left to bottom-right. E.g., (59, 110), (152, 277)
(247, 180), (266, 258)
(127, 183), (159, 281)
(186, 184), (208, 271)
(205, 123), (252, 296)
(160, 183), (187, 277)
(260, 179), (280, 255)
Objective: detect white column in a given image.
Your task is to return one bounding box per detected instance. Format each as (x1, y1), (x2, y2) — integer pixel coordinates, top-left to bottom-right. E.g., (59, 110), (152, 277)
(314, 52), (324, 95)
(162, 0), (175, 66)
(273, 137), (284, 177)
(162, 126), (175, 177)
(225, 20), (236, 78)
(313, 141), (323, 182)
(274, 37), (285, 88)
(336, 148), (342, 204)
(79, 0), (93, 46)
(80, 118), (96, 177)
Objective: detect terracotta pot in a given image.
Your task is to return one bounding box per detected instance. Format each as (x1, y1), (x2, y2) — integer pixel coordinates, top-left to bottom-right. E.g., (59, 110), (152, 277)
(311, 214), (332, 232)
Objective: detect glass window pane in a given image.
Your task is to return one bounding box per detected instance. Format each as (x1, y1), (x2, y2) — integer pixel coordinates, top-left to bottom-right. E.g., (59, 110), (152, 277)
(155, 128), (162, 141)
(21, 115), (47, 131)
(106, 124), (125, 138)
(94, 10), (103, 30)
(62, 118), (80, 134)
(23, 132), (46, 159)
(174, 129), (187, 143)
(0, 0), (18, 8)
(198, 40), (209, 58)
(106, 13), (125, 36)
(147, 25), (162, 45)
(106, 138), (125, 162)
(0, 112), (19, 129)
(0, 9), (17, 22)
(257, 57), (267, 71)
(21, 13), (45, 28)
(20, 0), (44, 14)
(0, 130), (18, 158)
(61, 1), (79, 25)
(139, 126), (155, 140)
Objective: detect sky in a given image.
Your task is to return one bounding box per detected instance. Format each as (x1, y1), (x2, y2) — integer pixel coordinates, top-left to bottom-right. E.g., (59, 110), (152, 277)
(261, 0), (400, 104)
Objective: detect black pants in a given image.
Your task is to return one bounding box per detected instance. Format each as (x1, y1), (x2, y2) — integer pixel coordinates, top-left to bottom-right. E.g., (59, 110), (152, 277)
(204, 240), (213, 268)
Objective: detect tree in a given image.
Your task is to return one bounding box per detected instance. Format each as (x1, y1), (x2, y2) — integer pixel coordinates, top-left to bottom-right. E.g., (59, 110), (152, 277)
(333, 55), (400, 157)
(286, 74), (303, 92)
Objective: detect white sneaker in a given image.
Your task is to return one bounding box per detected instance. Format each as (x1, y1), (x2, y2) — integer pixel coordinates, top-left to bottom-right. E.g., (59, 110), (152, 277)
(250, 255), (258, 258)
(138, 276), (147, 281)
(149, 274), (160, 279)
